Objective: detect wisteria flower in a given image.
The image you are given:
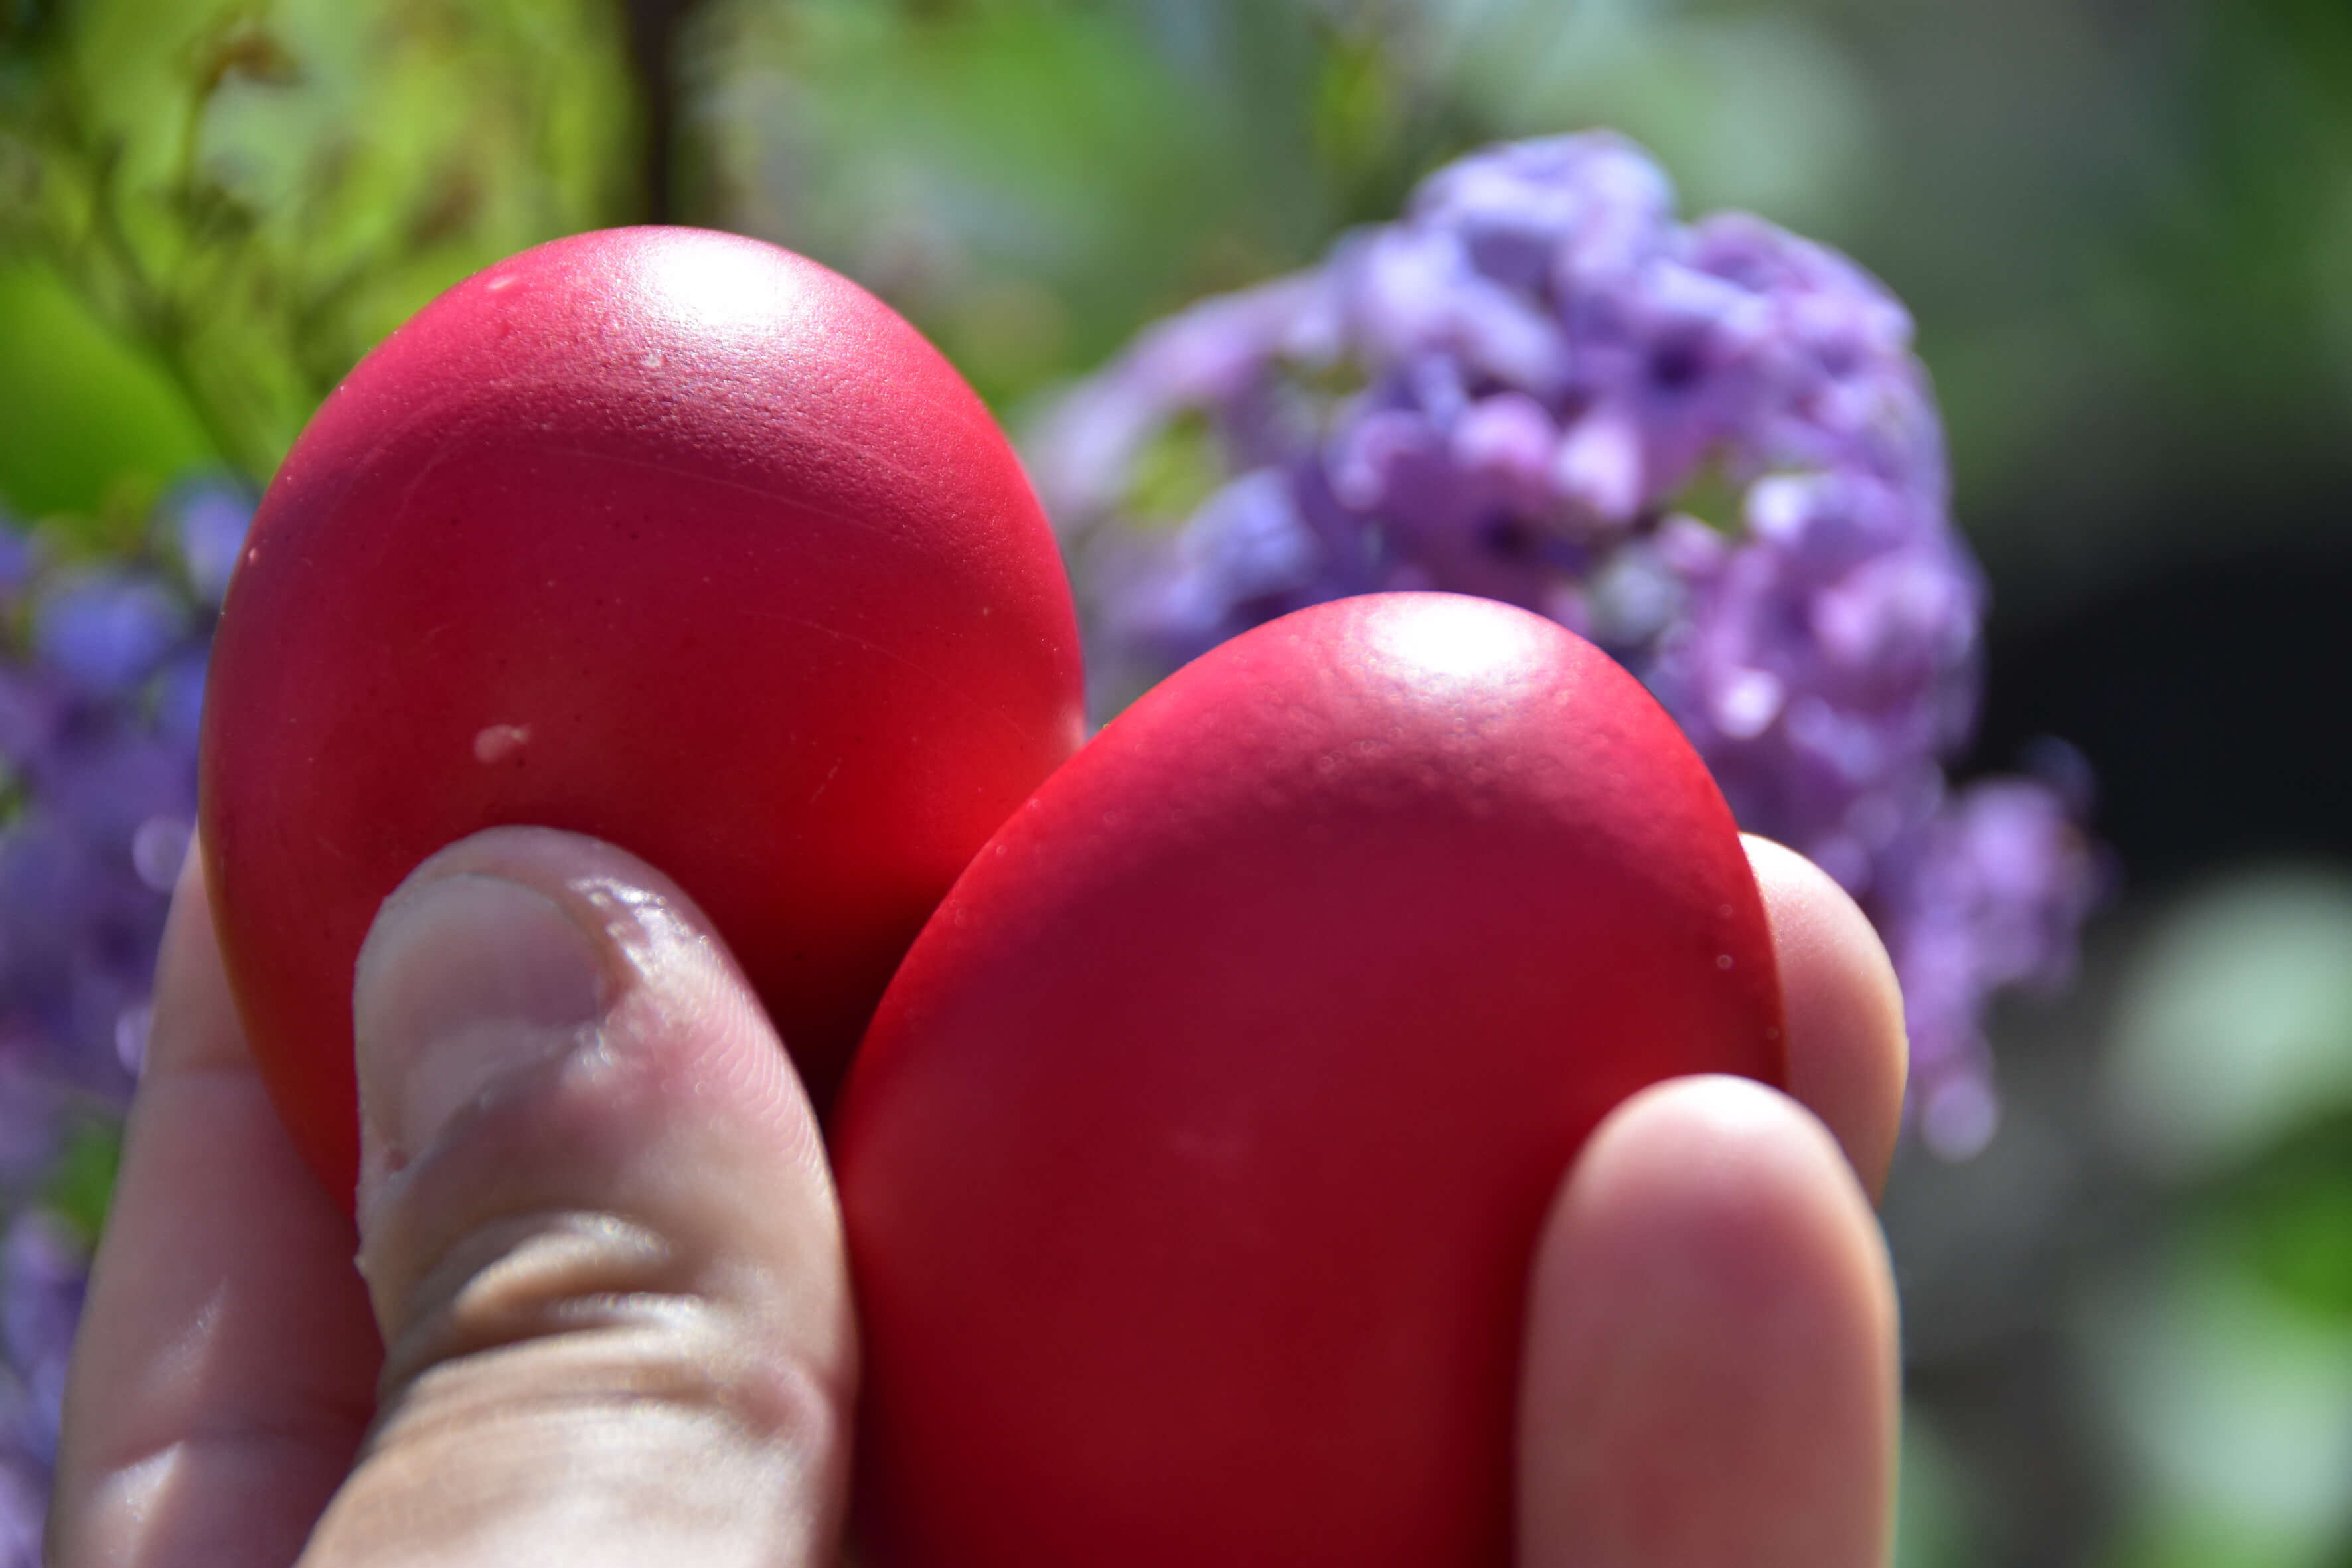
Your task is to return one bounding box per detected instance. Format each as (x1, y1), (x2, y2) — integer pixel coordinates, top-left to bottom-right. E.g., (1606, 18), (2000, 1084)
(0, 477), (253, 1555)
(1030, 131), (2098, 1156)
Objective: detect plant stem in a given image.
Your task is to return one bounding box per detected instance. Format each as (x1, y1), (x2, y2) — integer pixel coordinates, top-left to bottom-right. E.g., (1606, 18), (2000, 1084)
(619, 0), (703, 225)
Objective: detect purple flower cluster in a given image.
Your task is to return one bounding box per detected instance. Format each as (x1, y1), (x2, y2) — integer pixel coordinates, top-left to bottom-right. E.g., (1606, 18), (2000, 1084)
(0, 1212), (88, 1560)
(1031, 131), (2097, 1156)
(0, 479), (249, 1557)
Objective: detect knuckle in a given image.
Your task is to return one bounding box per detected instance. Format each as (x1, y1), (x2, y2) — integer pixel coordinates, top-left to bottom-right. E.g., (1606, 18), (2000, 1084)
(374, 1206), (842, 1461)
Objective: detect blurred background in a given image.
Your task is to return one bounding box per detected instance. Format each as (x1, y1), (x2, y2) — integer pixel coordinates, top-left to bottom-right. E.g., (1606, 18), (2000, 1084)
(4, 0), (2350, 1562)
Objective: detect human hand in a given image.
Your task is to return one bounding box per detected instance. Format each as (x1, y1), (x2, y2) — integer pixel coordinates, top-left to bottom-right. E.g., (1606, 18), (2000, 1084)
(49, 826), (1901, 1567)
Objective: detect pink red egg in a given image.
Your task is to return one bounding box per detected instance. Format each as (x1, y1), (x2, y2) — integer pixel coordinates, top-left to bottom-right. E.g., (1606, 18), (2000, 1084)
(201, 226), (1085, 1204)
(835, 592), (1785, 1568)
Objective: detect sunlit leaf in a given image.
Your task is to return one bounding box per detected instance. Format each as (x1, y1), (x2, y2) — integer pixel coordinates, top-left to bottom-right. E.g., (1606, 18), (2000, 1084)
(0, 260), (218, 523)
(40, 1118), (121, 1246)
(2, 0), (642, 483)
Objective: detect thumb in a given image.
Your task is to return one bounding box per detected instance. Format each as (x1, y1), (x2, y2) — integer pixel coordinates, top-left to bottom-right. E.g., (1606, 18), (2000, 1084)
(307, 827), (855, 1568)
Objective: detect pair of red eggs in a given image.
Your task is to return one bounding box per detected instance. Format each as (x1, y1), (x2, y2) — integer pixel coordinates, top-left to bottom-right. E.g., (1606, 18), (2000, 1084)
(200, 228), (1784, 1568)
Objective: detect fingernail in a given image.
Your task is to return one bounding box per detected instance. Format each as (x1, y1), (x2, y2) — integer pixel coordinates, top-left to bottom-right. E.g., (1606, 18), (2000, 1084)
(354, 873), (606, 1171)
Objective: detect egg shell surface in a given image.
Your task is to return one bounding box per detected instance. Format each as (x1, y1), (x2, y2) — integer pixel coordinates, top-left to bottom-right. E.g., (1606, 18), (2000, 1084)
(200, 226), (1085, 1204)
(834, 591), (1786, 1568)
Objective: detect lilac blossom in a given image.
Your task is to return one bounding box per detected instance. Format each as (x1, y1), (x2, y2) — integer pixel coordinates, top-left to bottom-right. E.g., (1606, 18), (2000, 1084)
(0, 477), (252, 1551)
(1, 1215), (88, 1469)
(1032, 131), (2097, 1156)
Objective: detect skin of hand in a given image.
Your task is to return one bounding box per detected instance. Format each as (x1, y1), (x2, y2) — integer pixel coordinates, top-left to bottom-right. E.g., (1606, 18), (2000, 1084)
(48, 827), (1904, 1568)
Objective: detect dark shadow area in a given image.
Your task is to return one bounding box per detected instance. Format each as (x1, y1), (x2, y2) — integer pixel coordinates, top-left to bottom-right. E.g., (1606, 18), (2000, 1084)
(1971, 520), (2352, 892)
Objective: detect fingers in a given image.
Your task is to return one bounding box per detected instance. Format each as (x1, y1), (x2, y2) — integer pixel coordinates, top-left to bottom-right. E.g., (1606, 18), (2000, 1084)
(1508, 844), (1909, 1567)
(1517, 1077), (1899, 1568)
(59, 824), (1891, 1568)
(52, 841), (383, 1568)
(1743, 836), (1908, 1197)
(300, 828), (855, 1568)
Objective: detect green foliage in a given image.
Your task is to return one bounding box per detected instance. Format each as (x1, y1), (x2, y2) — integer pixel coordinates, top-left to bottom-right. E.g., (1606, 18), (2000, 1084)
(700, 0), (1490, 412)
(2105, 1504), (2317, 1568)
(0, 260), (218, 526)
(0, 0), (643, 485)
(1662, 455), (1750, 536)
(40, 1118), (121, 1246)
(2204, 1109), (2352, 1327)
(1892, 1409), (1979, 1568)
(2087, 0), (2352, 426)
(1123, 411), (1227, 532)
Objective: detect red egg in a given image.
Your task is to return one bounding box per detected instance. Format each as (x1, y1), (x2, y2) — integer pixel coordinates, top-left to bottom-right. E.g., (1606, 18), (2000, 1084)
(200, 226), (1085, 1206)
(834, 592), (1785, 1568)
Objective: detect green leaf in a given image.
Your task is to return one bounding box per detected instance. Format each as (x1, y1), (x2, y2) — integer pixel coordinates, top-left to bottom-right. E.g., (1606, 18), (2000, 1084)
(41, 1117), (122, 1244)
(705, 0), (1342, 407)
(1125, 412), (1228, 529)
(0, 259), (219, 523)
(4, 0), (643, 483)
(2203, 1107), (2352, 1326)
